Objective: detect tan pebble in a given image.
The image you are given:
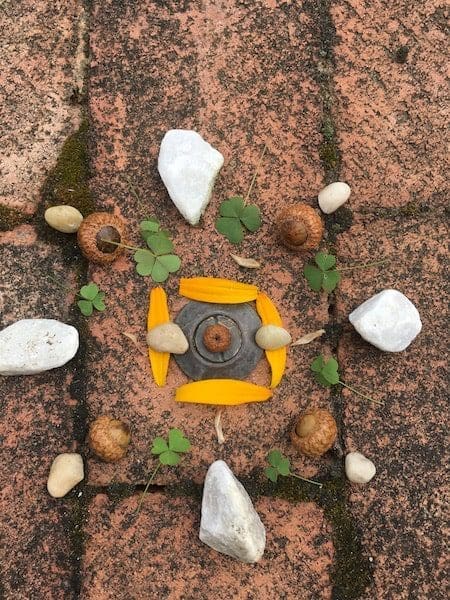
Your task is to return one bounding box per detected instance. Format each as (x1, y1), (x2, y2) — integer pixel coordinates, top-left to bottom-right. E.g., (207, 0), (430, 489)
(44, 205), (83, 233)
(146, 322), (189, 354)
(255, 325), (292, 350)
(47, 453), (84, 498)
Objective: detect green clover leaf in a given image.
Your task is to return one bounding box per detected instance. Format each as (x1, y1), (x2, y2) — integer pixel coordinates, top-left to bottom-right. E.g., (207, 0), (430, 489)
(216, 197), (262, 244)
(265, 466), (279, 483)
(79, 283), (99, 301)
(304, 252), (340, 293)
(168, 428), (191, 453)
(311, 355), (340, 387)
(77, 283), (106, 316)
(151, 437), (169, 455)
(77, 300), (93, 316)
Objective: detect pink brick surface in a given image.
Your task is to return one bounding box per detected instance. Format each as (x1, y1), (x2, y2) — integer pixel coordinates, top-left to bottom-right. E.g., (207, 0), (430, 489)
(81, 492), (333, 600)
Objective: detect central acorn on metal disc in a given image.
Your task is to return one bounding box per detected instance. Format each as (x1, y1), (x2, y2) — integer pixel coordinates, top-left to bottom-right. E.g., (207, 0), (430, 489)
(174, 301), (263, 381)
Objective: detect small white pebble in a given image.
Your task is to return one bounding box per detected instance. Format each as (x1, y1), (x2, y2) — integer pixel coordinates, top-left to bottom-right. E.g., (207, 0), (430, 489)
(47, 453), (84, 498)
(318, 182), (351, 214)
(345, 451), (376, 484)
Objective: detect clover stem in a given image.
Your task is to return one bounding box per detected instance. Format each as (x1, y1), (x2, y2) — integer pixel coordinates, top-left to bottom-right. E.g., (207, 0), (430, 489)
(338, 259), (389, 272)
(135, 462), (161, 516)
(338, 381), (384, 406)
(290, 472), (323, 488)
(99, 238), (145, 253)
(244, 143), (267, 205)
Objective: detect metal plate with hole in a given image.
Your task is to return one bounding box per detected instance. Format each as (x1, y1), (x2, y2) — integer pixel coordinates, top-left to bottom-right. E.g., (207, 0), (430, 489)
(174, 301), (263, 380)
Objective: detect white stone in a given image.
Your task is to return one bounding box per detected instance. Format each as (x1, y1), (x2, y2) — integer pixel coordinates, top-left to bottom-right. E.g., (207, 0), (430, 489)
(345, 452), (376, 484)
(158, 129), (224, 225)
(255, 325), (292, 350)
(349, 289), (422, 352)
(0, 319), (79, 375)
(199, 460), (266, 563)
(47, 453), (84, 498)
(146, 322), (189, 354)
(44, 205), (83, 233)
(318, 181), (351, 214)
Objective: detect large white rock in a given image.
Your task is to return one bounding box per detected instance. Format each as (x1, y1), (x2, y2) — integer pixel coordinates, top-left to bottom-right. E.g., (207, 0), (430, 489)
(47, 453), (84, 497)
(158, 129), (224, 225)
(0, 319), (79, 375)
(199, 460), (266, 563)
(349, 289), (422, 352)
(345, 452), (376, 484)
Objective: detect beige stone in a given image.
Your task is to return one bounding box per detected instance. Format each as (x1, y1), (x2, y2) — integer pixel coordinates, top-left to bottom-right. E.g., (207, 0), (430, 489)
(146, 323), (189, 354)
(44, 205), (83, 233)
(255, 325), (291, 350)
(47, 453), (84, 498)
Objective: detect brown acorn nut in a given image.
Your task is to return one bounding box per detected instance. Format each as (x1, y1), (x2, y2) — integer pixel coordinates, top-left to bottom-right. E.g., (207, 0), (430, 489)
(77, 212), (128, 263)
(277, 204), (324, 251)
(88, 416), (131, 462)
(203, 324), (232, 353)
(291, 408), (337, 457)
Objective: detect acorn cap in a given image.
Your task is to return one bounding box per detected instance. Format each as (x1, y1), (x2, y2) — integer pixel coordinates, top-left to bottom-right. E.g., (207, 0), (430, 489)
(77, 212), (127, 263)
(277, 204), (324, 251)
(88, 416), (131, 462)
(291, 408), (337, 457)
(203, 324), (232, 353)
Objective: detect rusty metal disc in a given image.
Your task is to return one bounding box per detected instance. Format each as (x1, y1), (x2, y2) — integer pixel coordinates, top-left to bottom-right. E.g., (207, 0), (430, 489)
(173, 301), (263, 380)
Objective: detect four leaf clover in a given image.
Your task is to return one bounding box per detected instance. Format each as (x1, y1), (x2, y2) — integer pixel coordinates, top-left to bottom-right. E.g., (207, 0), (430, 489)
(77, 283), (106, 316)
(304, 252), (341, 293)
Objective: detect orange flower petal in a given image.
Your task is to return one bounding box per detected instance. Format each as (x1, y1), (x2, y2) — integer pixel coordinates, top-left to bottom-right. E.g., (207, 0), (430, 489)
(148, 287), (170, 387)
(256, 292), (287, 388)
(179, 277), (258, 304)
(175, 379), (272, 406)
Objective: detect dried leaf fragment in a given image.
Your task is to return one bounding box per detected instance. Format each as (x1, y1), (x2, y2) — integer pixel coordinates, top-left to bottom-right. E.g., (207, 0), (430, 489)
(230, 254), (261, 269)
(175, 379), (272, 406)
(255, 292), (286, 388)
(291, 329), (326, 346)
(147, 287), (170, 386)
(179, 277), (258, 304)
(122, 332), (146, 356)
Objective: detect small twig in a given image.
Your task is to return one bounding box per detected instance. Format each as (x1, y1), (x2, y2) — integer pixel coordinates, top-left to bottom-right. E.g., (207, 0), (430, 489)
(99, 238), (143, 253)
(338, 381), (384, 406)
(135, 462), (161, 516)
(244, 144), (267, 205)
(290, 473), (323, 488)
(214, 408), (225, 445)
(338, 259), (389, 272)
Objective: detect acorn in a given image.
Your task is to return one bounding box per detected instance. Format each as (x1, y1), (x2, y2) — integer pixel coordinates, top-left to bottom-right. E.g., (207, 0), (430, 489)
(277, 204), (324, 251)
(77, 212), (127, 263)
(291, 408), (337, 457)
(88, 416), (131, 462)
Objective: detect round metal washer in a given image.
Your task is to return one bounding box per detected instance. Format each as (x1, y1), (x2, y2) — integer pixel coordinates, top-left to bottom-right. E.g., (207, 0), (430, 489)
(174, 301), (263, 380)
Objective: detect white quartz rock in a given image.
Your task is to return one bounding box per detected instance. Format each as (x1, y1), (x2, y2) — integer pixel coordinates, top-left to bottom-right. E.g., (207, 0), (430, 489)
(318, 181), (351, 214)
(47, 453), (84, 498)
(200, 460), (266, 563)
(158, 129), (224, 225)
(345, 452), (376, 484)
(0, 319), (79, 375)
(349, 289), (422, 352)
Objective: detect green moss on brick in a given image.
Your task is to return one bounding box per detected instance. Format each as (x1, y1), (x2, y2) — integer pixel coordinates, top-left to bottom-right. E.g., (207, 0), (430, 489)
(0, 204), (30, 232)
(40, 119), (95, 216)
